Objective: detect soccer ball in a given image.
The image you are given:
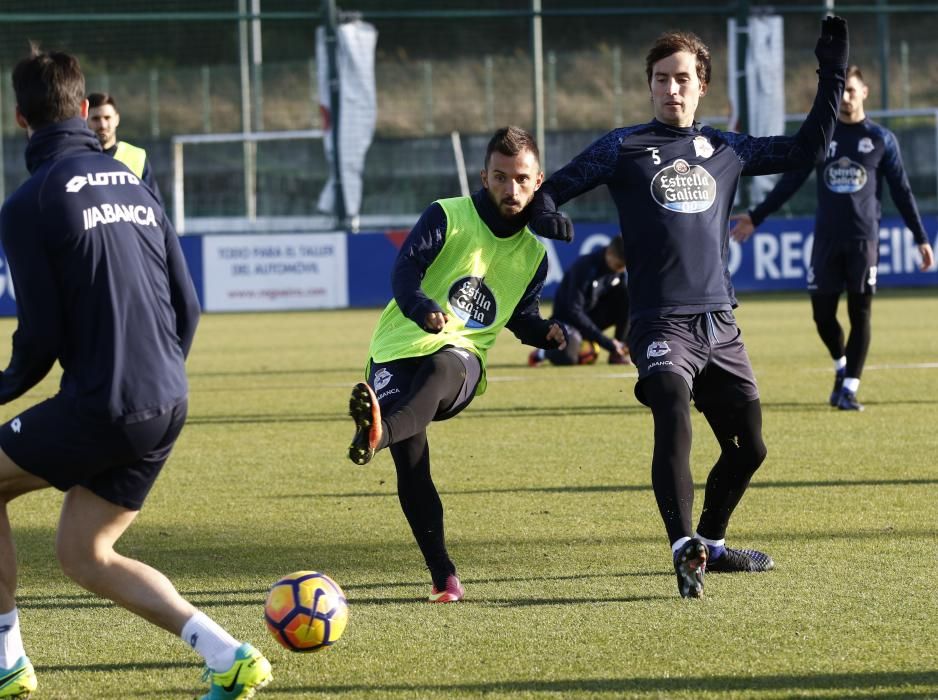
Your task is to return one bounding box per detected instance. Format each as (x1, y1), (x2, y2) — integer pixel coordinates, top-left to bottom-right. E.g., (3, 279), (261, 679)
(577, 340), (599, 365)
(264, 571), (349, 652)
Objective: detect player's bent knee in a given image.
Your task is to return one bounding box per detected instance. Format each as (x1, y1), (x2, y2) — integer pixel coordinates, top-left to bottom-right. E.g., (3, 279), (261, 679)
(55, 545), (95, 585)
(55, 532), (110, 585)
(747, 439), (768, 471)
(733, 438), (767, 477)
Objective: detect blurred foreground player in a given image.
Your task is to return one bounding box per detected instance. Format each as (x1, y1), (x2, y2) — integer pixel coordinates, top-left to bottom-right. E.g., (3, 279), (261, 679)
(529, 236), (630, 366)
(528, 18), (849, 597)
(347, 126), (566, 603)
(0, 46), (270, 699)
(731, 65), (934, 411)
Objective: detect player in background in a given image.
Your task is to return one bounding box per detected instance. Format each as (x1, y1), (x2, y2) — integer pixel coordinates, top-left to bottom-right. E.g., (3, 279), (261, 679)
(529, 236), (631, 366)
(527, 18), (849, 597)
(87, 92), (164, 207)
(347, 126), (566, 603)
(0, 47), (271, 700)
(730, 65), (934, 411)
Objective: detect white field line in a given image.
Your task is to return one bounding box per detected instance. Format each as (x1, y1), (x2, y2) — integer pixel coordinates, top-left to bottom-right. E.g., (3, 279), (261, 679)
(809, 362), (938, 372)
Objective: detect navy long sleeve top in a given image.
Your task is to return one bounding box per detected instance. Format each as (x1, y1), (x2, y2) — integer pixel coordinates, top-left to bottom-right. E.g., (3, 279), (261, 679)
(749, 118), (928, 245)
(0, 118), (200, 421)
(533, 69), (844, 320)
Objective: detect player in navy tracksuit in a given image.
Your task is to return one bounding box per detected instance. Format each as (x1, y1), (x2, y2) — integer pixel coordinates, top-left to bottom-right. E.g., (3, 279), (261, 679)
(731, 65), (935, 411)
(528, 18), (849, 597)
(529, 237), (630, 366)
(0, 48), (271, 698)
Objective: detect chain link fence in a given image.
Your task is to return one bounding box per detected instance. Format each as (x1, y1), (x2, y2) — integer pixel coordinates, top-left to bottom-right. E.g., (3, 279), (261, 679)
(2, 0), (937, 223)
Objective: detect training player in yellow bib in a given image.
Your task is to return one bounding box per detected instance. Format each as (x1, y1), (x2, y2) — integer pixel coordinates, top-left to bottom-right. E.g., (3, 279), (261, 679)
(87, 92), (164, 207)
(347, 126), (566, 603)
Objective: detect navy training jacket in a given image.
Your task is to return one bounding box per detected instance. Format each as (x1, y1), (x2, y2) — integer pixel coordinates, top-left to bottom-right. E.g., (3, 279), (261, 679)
(0, 117), (200, 422)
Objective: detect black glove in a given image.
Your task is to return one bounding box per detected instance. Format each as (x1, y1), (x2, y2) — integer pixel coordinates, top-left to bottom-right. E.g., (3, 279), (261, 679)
(529, 211), (574, 243)
(814, 15), (848, 71)
(545, 321), (568, 351)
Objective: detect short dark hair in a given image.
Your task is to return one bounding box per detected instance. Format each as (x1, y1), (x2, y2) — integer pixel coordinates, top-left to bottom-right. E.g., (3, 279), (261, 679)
(608, 235), (625, 262)
(88, 92), (118, 111)
(484, 125), (540, 170)
(12, 43), (85, 129)
(645, 31), (711, 87)
(846, 65), (865, 84)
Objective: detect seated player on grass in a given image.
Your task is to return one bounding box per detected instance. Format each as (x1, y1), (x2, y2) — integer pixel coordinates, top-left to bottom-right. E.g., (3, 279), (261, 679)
(529, 236), (631, 367)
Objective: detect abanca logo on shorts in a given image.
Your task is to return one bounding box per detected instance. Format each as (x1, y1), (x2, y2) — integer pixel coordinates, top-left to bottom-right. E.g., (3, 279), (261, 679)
(650, 159), (716, 213)
(824, 157), (868, 193)
(448, 276), (497, 329)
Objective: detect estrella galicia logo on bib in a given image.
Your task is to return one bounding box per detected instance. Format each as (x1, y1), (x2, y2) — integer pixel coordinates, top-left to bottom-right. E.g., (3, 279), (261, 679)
(448, 276), (497, 328)
(650, 159), (716, 213)
(824, 157), (868, 193)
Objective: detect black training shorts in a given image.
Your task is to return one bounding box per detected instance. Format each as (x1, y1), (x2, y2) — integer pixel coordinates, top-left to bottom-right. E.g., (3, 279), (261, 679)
(808, 237), (878, 295)
(0, 396), (188, 511)
(629, 311), (759, 411)
(369, 346), (481, 422)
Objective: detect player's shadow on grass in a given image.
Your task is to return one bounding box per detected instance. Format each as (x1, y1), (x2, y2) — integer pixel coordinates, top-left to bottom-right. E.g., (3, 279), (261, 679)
(185, 402), (643, 427)
(267, 670), (938, 697)
(762, 398), (938, 410)
(189, 366), (363, 378)
(304, 476), (938, 500)
(187, 412), (337, 425)
(35, 660), (192, 672)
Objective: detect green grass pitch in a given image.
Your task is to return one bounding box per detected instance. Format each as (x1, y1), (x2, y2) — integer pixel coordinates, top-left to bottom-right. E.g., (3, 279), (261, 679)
(3, 290), (937, 699)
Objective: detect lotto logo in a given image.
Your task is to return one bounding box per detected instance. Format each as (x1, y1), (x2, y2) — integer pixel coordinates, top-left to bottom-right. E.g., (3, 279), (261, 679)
(66, 171), (140, 193)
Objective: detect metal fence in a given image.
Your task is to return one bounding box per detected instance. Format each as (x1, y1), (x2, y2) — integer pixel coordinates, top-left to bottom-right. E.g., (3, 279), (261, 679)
(2, 1), (938, 225)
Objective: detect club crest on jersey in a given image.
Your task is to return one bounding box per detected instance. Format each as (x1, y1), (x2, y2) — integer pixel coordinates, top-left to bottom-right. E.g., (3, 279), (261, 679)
(650, 159), (716, 213)
(374, 368), (392, 391)
(857, 137), (875, 154)
(824, 157), (868, 193)
(646, 340), (671, 358)
(692, 136), (714, 159)
(448, 276), (497, 328)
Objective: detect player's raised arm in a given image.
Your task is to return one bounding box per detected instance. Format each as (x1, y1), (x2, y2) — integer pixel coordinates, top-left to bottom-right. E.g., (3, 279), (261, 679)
(731, 16), (848, 176)
(528, 129), (625, 242)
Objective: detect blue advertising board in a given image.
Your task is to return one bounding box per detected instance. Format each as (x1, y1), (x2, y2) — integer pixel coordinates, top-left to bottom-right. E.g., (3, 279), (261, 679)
(0, 216), (933, 317)
(349, 215), (938, 307)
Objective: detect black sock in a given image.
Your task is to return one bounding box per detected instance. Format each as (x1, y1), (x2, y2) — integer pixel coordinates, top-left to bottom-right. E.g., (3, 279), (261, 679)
(641, 373), (694, 544)
(696, 399), (767, 539)
(845, 292), (872, 379)
(811, 293), (846, 360)
(390, 431), (455, 589)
